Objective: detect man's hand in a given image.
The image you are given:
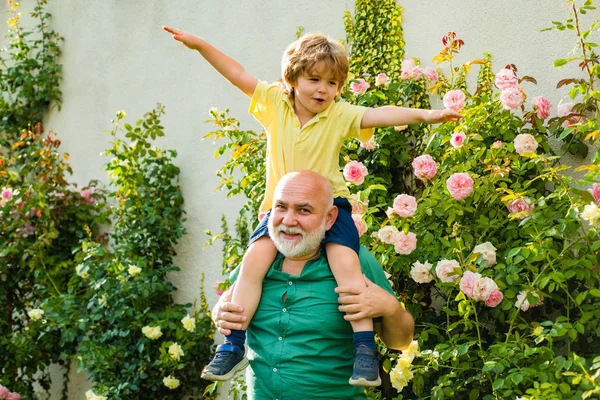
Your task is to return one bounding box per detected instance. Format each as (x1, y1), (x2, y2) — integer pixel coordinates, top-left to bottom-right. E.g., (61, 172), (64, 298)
(425, 109), (463, 124)
(211, 285), (247, 335)
(335, 275), (398, 321)
(163, 26), (200, 50)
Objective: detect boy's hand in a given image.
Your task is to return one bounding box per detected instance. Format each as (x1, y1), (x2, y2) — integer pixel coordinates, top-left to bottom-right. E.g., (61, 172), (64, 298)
(426, 109), (463, 124)
(163, 26), (199, 50)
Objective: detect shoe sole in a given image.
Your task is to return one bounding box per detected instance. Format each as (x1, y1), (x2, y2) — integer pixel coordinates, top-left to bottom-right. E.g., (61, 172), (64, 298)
(348, 376), (382, 387)
(201, 357), (250, 381)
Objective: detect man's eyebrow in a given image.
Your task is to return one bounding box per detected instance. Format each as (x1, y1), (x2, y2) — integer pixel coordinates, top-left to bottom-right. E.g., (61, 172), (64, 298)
(296, 202), (314, 209)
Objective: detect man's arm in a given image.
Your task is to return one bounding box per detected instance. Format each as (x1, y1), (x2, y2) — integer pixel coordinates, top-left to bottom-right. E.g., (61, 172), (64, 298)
(360, 106), (462, 128)
(336, 276), (414, 350)
(163, 26), (258, 97)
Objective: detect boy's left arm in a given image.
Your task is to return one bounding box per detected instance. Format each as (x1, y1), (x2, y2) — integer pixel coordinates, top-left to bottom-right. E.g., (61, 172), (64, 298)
(360, 106), (462, 128)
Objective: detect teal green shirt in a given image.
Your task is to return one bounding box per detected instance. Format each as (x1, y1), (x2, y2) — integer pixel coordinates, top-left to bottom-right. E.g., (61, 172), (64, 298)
(231, 246), (396, 400)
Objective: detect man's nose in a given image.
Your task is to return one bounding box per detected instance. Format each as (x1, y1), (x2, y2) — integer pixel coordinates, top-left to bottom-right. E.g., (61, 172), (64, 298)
(281, 211), (297, 225)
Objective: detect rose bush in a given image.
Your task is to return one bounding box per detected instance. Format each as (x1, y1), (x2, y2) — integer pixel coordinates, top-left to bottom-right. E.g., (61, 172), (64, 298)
(206, 1), (600, 399)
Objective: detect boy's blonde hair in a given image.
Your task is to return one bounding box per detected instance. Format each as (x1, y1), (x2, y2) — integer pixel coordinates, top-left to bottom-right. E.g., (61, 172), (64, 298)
(281, 33), (349, 94)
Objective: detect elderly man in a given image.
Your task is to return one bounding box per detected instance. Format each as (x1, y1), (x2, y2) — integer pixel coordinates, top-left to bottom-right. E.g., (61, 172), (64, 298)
(212, 170), (414, 399)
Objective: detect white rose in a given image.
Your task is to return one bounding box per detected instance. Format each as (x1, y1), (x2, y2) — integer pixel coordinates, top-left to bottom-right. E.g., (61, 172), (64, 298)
(410, 261), (434, 284)
(168, 342), (185, 361)
(181, 315), (196, 332)
(513, 134), (538, 155)
(28, 308), (44, 321)
(472, 242), (497, 267)
(128, 265), (142, 276)
(163, 375), (180, 389)
(142, 325), (162, 340)
(582, 202), (600, 224)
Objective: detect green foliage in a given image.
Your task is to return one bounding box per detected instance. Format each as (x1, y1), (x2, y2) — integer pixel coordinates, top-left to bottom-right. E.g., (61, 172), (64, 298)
(204, 2), (600, 400)
(0, 0), (63, 143)
(344, 0), (405, 83)
(36, 107), (216, 399)
(541, 0), (600, 160)
(0, 3), (108, 398)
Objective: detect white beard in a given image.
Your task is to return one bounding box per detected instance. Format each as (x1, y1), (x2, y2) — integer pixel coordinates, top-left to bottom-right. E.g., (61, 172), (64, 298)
(268, 220), (327, 258)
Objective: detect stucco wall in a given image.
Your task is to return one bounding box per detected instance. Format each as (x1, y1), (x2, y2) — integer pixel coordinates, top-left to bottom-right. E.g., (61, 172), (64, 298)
(1, 1), (593, 398)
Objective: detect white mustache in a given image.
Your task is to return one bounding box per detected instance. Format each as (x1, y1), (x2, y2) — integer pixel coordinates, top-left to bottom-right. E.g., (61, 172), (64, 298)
(275, 225), (305, 237)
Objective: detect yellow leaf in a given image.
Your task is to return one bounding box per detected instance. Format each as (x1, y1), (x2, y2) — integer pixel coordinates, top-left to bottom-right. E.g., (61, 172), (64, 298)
(585, 130), (600, 141)
(63, 153), (70, 160)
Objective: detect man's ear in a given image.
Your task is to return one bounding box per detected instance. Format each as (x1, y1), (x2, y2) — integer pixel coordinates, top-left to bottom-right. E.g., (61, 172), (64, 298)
(326, 205), (338, 230)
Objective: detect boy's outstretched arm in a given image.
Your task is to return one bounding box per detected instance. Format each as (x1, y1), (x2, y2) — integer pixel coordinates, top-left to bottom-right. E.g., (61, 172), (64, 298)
(361, 106), (462, 129)
(163, 26), (258, 97)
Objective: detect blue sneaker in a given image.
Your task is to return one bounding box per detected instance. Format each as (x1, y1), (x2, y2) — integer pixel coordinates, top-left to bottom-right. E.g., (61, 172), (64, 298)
(348, 346), (381, 387)
(201, 343), (249, 381)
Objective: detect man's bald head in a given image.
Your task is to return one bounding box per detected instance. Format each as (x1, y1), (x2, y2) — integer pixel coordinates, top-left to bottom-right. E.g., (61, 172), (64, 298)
(274, 170), (334, 211)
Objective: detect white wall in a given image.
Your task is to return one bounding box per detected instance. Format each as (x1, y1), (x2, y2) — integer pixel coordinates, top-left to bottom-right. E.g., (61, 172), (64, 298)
(1, 1), (593, 398)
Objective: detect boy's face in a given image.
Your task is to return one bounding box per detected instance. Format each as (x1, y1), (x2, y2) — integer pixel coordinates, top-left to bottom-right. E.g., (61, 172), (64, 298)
(292, 61), (340, 117)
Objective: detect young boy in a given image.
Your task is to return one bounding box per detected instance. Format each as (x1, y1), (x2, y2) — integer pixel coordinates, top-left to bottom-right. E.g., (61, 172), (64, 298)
(163, 26), (461, 387)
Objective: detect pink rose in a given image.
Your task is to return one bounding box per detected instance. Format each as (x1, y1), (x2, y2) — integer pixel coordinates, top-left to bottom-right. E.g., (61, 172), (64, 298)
(350, 194), (368, 215)
(80, 188), (95, 204)
(500, 87), (524, 110)
(1, 188), (13, 200)
(507, 197), (535, 219)
(392, 194), (417, 218)
(213, 280), (225, 296)
(446, 172), (474, 200)
(485, 289), (504, 307)
(350, 78), (370, 94)
(450, 131), (467, 148)
(472, 277), (498, 301)
(375, 73), (388, 86)
(459, 271), (481, 298)
(591, 183), (600, 203)
(400, 59), (424, 80)
(360, 137), (377, 151)
(424, 66), (438, 82)
(412, 154), (437, 181)
(352, 214), (368, 237)
(557, 102), (580, 127)
(492, 140), (502, 150)
(495, 68), (518, 90)
(394, 231), (417, 255)
(376, 225), (400, 244)
(532, 96), (551, 120)
(0, 386), (10, 397)
(343, 161), (369, 185)
(513, 133), (538, 155)
(443, 90), (466, 112)
(6, 393), (21, 400)
(435, 259), (461, 283)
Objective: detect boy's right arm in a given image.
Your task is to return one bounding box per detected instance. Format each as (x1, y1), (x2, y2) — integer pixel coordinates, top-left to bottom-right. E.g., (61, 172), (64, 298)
(163, 26), (258, 97)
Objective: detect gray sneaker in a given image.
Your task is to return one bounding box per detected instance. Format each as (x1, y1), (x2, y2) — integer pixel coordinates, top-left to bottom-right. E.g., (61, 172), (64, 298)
(348, 346), (381, 387)
(201, 343), (249, 381)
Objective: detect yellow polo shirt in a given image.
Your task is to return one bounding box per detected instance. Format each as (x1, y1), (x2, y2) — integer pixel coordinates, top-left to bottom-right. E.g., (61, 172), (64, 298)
(250, 81), (374, 212)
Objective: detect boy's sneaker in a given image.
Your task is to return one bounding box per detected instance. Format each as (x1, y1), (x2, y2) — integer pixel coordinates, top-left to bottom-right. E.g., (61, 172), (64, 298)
(201, 343), (249, 381)
(348, 346), (381, 387)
